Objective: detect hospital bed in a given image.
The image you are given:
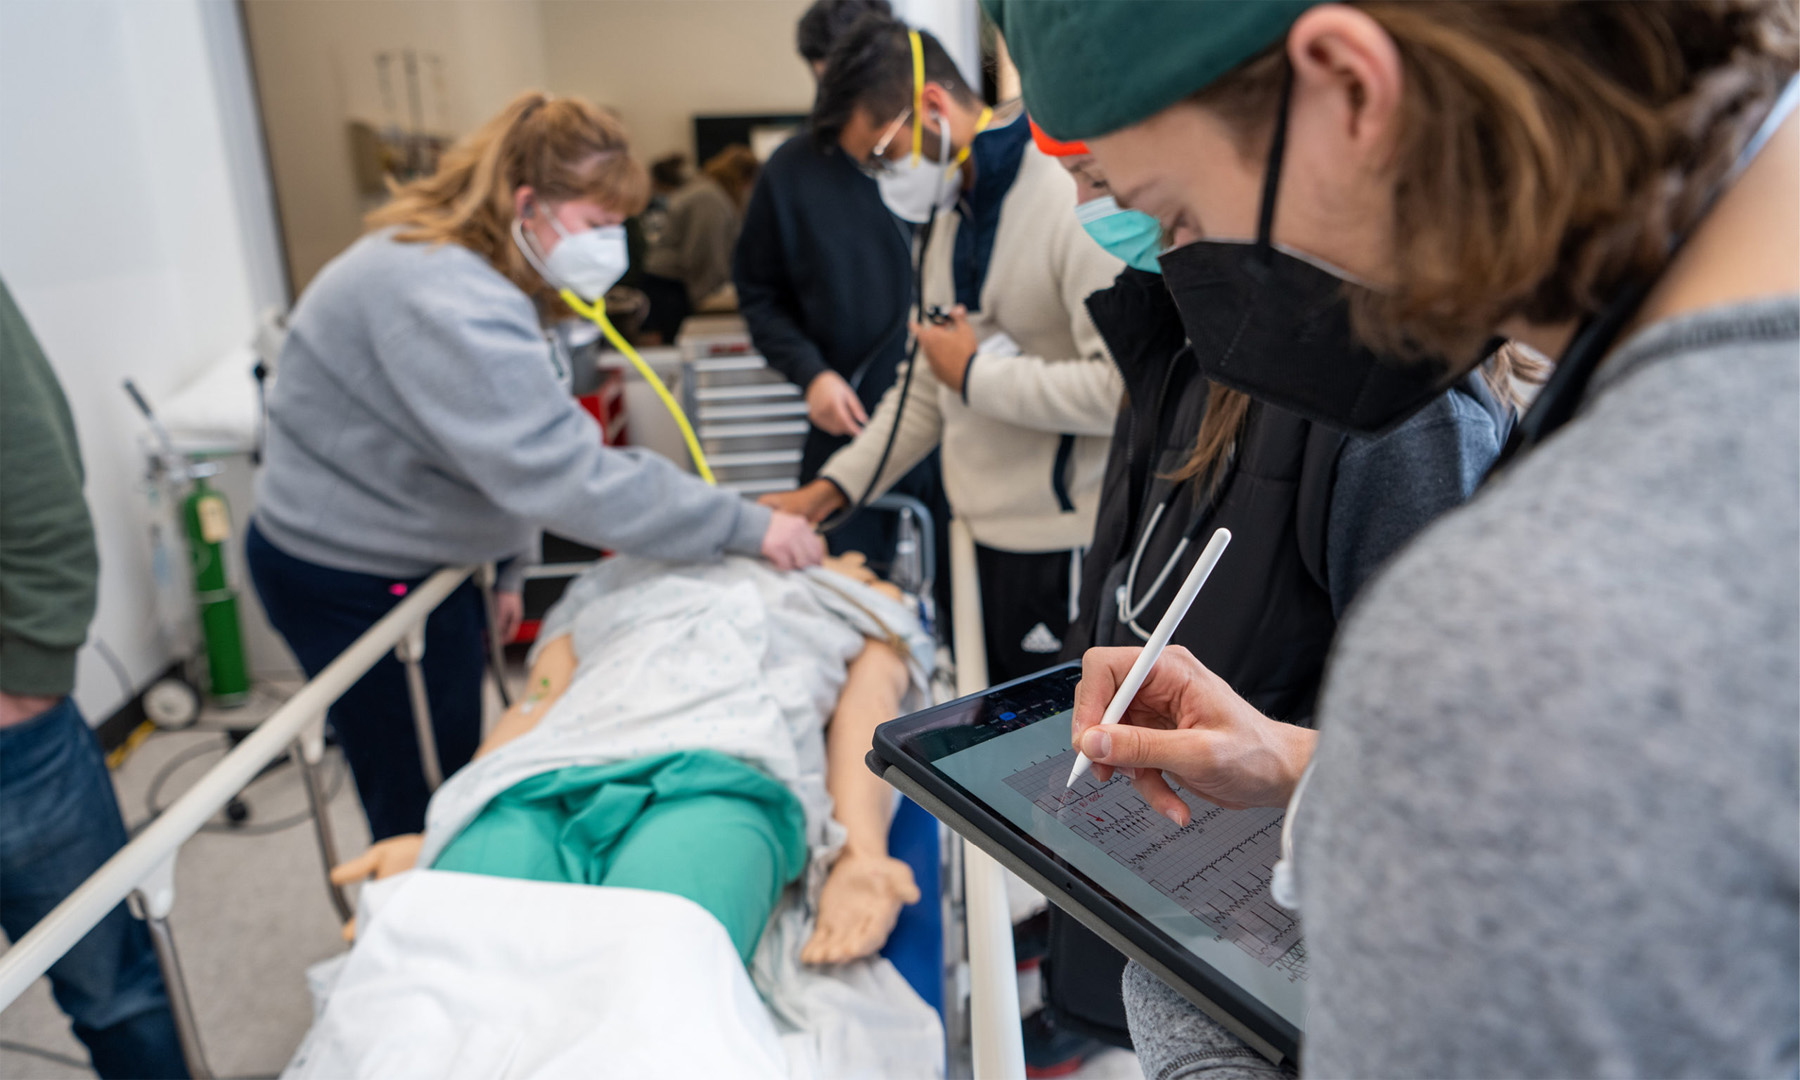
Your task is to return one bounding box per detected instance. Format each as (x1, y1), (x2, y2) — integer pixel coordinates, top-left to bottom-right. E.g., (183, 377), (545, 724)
(0, 310), (1020, 1074)
(0, 510), (1028, 1079)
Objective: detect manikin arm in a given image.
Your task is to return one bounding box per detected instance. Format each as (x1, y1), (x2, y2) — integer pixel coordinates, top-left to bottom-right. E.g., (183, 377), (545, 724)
(475, 633), (577, 759)
(330, 634), (581, 910)
(801, 636), (923, 965)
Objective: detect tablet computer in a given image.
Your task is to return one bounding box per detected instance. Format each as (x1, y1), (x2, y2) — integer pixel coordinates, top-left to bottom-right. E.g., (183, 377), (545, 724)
(868, 662), (1305, 1064)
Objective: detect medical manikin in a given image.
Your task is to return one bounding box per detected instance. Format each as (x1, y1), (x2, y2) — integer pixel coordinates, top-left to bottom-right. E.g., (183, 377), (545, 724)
(331, 553), (926, 968)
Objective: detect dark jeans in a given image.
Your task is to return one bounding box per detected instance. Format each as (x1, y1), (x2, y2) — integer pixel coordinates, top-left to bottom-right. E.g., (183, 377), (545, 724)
(0, 698), (188, 1079)
(246, 522), (485, 840)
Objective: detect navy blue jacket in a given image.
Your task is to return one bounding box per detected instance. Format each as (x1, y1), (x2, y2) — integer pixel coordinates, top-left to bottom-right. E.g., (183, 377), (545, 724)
(733, 135), (912, 479)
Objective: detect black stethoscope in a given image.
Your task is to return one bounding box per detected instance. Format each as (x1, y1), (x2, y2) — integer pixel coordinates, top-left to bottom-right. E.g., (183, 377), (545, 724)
(1270, 73), (1800, 913)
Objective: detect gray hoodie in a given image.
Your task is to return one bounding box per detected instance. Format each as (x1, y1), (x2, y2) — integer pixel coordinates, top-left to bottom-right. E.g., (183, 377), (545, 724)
(255, 230), (769, 587)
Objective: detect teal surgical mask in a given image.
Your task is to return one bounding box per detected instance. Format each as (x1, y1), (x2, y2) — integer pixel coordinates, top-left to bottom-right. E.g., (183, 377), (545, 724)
(1076, 195), (1164, 274)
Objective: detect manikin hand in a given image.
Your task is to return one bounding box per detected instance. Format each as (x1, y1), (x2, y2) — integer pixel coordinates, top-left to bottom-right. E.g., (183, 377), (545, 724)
(1071, 646), (1316, 824)
(821, 551), (905, 602)
(329, 833), (424, 942)
(801, 850), (920, 966)
(806, 370), (868, 436)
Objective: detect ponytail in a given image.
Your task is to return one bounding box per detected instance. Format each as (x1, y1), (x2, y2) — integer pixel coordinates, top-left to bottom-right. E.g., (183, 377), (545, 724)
(366, 90), (650, 305)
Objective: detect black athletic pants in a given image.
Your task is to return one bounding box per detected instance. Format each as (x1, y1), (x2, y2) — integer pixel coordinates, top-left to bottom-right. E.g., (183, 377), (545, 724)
(974, 544), (1080, 685)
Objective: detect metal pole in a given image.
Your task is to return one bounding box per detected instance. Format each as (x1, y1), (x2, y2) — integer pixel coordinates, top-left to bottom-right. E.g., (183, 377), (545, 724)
(476, 563), (512, 709)
(0, 568), (472, 1010)
(293, 735), (353, 923)
(949, 519), (1026, 1080)
(142, 913), (214, 1080)
(395, 623), (443, 792)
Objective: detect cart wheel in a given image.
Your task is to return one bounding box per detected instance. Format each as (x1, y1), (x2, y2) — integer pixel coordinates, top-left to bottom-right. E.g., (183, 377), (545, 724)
(145, 678), (201, 730)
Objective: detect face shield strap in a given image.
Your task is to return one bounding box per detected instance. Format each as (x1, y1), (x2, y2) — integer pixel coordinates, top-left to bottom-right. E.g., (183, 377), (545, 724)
(909, 30), (925, 166)
(1252, 68), (1296, 263)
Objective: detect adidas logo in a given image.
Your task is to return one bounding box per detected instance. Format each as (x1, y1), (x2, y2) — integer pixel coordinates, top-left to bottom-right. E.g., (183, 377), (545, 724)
(1020, 623), (1062, 654)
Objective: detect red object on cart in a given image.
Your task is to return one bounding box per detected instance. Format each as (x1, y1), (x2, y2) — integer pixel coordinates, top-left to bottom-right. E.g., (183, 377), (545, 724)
(577, 366), (629, 446)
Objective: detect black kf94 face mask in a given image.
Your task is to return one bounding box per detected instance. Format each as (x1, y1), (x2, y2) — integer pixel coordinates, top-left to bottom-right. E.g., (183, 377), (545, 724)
(1158, 75), (1470, 438)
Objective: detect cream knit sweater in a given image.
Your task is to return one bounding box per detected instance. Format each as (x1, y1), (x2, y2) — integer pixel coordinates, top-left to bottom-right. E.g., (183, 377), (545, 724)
(820, 132), (1124, 553)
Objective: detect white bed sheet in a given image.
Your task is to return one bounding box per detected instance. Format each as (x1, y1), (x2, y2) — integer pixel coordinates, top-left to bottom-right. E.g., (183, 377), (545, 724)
(286, 871), (943, 1079)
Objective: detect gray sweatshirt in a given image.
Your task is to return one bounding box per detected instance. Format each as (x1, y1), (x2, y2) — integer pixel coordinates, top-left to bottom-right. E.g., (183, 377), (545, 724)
(255, 230), (769, 588)
(1126, 297), (1799, 1079)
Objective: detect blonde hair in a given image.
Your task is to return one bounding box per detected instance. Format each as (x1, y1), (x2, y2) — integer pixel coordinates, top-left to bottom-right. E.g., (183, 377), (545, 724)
(366, 91), (650, 305)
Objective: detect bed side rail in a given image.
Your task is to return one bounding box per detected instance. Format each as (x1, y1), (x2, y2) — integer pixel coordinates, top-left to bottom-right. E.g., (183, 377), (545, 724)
(0, 567), (473, 1014)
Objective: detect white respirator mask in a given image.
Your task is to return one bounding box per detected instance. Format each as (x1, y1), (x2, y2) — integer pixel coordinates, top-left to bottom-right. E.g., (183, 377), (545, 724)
(513, 205), (629, 302)
(876, 123), (959, 225)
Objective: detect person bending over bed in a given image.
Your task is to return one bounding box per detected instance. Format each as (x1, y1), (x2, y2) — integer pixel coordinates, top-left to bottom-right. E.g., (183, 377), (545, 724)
(331, 552), (926, 967)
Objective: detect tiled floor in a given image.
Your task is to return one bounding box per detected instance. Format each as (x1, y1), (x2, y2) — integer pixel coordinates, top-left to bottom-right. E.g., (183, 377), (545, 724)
(0, 675), (1141, 1079)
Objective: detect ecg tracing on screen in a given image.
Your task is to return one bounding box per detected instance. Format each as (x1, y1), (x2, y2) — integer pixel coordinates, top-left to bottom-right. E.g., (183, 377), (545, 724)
(1005, 749), (1307, 977)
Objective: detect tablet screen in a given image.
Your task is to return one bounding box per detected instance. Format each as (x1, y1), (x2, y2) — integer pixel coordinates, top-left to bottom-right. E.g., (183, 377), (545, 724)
(903, 669), (1309, 1029)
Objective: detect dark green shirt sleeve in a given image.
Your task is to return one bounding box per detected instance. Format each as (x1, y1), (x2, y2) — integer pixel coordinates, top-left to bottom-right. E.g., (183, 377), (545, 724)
(0, 277), (98, 696)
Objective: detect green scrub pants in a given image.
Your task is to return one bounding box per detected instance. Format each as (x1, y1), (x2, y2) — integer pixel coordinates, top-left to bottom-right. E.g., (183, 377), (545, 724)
(432, 750), (808, 964)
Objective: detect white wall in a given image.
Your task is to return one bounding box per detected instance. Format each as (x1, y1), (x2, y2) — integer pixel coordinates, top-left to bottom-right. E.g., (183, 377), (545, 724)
(245, 0), (979, 293)
(892, 0), (982, 89)
(243, 0), (552, 293)
(540, 0), (816, 166)
(0, 0), (278, 721)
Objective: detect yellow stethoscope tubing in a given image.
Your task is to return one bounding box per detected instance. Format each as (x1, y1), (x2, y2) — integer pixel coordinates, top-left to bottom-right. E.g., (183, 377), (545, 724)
(559, 288), (716, 485)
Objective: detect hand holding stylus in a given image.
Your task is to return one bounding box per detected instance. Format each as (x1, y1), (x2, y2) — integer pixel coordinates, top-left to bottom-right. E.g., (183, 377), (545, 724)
(1068, 647), (1317, 826)
(1068, 529), (1232, 786)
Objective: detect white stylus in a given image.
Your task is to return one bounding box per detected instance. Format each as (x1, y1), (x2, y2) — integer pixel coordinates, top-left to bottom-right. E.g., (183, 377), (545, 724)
(1067, 527), (1232, 787)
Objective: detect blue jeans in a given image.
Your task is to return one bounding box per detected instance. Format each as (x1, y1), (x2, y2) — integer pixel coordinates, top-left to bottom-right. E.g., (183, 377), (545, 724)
(246, 521), (485, 840)
(0, 698), (188, 1079)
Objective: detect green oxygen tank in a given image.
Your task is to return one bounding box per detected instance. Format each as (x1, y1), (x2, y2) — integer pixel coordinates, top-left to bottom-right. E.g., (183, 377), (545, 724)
(182, 464), (250, 704)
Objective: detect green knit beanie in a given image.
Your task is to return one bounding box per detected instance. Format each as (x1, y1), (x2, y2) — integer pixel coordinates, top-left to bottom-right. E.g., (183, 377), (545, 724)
(984, 0), (1317, 141)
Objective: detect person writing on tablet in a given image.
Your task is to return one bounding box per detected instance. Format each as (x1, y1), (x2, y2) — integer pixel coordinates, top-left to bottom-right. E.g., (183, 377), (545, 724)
(1028, 120), (1525, 1056)
(989, 1), (1798, 1076)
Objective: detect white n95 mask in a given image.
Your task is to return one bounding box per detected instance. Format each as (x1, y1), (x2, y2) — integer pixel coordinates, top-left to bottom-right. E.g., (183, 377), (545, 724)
(876, 131), (958, 225)
(513, 207), (629, 302)
(544, 218), (628, 302)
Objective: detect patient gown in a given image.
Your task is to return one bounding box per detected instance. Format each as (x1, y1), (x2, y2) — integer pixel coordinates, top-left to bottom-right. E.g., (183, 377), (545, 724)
(432, 749), (806, 963)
